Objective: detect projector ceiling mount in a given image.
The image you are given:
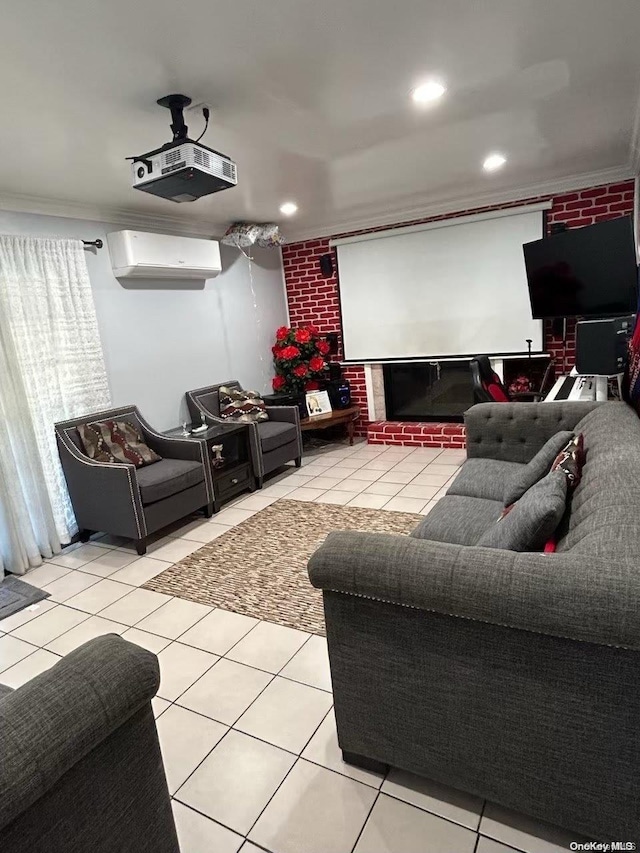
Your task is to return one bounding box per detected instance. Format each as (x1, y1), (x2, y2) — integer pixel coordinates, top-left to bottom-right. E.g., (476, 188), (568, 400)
(127, 93), (237, 203)
(156, 93), (192, 142)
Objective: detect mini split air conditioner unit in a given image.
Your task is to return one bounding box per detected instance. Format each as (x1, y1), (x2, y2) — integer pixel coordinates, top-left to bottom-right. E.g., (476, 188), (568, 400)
(107, 230), (222, 279)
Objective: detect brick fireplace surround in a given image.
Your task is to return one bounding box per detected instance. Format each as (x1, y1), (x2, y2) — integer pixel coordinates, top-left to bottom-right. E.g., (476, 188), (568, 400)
(281, 180), (635, 447)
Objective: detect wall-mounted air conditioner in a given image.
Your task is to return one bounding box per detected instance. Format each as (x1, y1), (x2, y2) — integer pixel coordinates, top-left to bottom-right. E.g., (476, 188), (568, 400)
(107, 230), (222, 279)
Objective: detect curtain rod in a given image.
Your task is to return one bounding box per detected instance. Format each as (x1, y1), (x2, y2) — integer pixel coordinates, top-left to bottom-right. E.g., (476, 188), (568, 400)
(82, 239), (103, 249)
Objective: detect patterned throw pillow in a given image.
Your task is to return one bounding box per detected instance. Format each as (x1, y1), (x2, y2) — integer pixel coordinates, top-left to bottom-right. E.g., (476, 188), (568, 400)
(77, 420), (162, 468)
(218, 386), (269, 423)
(551, 433), (585, 489)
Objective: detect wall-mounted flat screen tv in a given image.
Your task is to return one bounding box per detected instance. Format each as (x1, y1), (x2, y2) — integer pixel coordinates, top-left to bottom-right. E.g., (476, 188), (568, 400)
(523, 216), (638, 319)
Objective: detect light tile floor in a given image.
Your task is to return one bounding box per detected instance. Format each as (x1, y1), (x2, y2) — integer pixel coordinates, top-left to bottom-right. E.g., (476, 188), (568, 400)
(1, 439), (582, 853)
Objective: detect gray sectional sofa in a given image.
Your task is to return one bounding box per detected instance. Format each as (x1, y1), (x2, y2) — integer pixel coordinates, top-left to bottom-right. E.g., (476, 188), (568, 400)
(309, 401), (640, 842)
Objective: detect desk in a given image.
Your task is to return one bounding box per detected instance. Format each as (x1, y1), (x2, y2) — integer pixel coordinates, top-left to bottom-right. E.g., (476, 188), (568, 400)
(300, 406), (361, 445)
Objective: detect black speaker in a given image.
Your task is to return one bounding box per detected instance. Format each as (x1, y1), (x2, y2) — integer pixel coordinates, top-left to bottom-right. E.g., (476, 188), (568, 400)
(328, 362), (342, 382)
(550, 222), (568, 235)
(326, 379), (351, 409)
(326, 332), (339, 354)
(319, 254), (334, 277)
(576, 316), (635, 375)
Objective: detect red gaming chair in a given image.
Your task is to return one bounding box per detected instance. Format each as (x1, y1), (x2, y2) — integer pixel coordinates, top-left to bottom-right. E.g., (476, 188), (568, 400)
(470, 356), (510, 403)
(470, 355), (555, 404)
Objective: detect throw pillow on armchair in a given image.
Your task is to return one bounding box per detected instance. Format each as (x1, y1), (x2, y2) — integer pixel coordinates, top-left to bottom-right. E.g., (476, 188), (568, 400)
(77, 420), (162, 467)
(218, 386), (269, 423)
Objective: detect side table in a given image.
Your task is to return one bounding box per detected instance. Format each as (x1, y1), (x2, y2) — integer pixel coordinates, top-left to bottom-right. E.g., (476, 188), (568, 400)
(164, 422), (255, 512)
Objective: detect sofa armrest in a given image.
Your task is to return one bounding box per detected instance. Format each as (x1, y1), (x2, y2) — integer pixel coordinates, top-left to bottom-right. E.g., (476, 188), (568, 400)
(266, 405), (300, 426)
(266, 405), (303, 461)
(137, 423), (208, 463)
(56, 433), (146, 540)
(0, 635), (159, 831)
(308, 531), (640, 650)
(464, 401), (603, 463)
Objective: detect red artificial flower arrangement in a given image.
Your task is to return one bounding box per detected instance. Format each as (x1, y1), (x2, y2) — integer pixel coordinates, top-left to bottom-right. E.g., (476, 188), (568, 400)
(271, 325), (330, 394)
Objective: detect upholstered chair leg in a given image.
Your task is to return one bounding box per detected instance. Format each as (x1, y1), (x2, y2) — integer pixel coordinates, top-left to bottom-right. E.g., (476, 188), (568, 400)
(203, 502), (214, 518)
(256, 475), (264, 489)
(295, 457), (302, 468)
(78, 530), (92, 543)
(135, 538), (147, 556)
(342, 750), (389, 774)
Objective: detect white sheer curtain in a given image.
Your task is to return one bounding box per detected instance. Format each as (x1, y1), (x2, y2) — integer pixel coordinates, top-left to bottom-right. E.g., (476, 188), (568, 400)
(0, 236), (111, 575)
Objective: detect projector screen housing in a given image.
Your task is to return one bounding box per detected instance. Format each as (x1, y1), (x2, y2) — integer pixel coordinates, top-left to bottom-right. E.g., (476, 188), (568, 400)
(333, 205), (547, 362)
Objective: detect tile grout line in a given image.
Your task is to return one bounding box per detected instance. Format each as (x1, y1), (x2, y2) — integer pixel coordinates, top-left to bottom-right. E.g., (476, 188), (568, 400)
(172, 668), (336, 845)
(350, 787), (382, 853)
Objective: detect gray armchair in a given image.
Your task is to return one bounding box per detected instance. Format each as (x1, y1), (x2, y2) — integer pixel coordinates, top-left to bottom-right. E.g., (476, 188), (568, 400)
(0, 635), (179, 853)
(186, 380), (303, 488)
(55, 405), (214, 554)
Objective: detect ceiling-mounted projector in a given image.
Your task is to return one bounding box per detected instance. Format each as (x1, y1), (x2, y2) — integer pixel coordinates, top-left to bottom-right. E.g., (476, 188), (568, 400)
(129, 94), (237, 203)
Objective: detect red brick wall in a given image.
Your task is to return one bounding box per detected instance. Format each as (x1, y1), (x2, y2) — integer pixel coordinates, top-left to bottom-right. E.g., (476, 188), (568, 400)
(368, 421), (466, 447)
(281, 180), (635, 436)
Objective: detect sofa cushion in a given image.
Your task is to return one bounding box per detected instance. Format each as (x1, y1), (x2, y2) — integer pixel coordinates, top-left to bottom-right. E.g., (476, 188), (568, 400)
(478, 470), (568, 552)
(503, 430), (573, 506)
(135, 458), (204, 505)
(78, 420), (162, 468)
(447, 458), (524, 502)
(219, 385), (269, 423)
(258, 421), (298, 453)
(411, 495), (504, 546)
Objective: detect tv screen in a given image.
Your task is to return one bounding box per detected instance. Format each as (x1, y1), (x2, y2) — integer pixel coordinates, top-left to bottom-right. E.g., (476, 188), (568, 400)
(523, 216), (638, 319)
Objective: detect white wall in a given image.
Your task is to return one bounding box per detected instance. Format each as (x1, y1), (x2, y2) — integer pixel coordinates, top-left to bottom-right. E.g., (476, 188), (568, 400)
(0, 210), (289, 429)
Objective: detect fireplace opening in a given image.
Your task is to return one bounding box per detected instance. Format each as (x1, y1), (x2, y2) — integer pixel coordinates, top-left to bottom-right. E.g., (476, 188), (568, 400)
(383, 361), (474, 422)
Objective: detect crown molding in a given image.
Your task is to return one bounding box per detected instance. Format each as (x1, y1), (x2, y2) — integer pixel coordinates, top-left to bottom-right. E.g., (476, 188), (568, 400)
(283, 165), (635, 243)
(0, 163), (634, 246)
(0, 191), (228, 239)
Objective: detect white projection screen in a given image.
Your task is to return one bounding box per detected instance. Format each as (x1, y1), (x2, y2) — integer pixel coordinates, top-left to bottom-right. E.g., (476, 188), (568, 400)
(334, 206), (545, 361)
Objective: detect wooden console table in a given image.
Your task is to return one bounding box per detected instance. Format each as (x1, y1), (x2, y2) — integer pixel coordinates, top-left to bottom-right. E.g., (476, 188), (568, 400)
(300, 405), (361, 446)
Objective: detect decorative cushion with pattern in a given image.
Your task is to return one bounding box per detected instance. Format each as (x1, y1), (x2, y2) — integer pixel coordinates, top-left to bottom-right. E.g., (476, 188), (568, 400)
(503, 430), (573, 506)
(478, 470), (568, 552)
(551, 433), (585, 489)
(218, 386), (269, 423)
(77, 420), (162, 468)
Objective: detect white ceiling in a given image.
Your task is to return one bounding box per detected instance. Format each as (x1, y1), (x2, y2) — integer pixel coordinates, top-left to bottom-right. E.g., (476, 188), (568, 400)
(1, 0), (640, 240)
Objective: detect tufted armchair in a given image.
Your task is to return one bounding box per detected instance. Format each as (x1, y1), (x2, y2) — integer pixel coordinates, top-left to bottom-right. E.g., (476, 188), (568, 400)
(186, 380), (303, 488)
(55, 405), (214, 554)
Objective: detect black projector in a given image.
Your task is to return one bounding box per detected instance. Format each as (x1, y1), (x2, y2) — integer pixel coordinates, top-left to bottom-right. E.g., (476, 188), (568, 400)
(129, 94), (237, 203)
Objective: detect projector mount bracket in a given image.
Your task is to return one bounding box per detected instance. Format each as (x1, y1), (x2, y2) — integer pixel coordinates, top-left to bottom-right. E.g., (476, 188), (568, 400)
(156, 93), (192, 142)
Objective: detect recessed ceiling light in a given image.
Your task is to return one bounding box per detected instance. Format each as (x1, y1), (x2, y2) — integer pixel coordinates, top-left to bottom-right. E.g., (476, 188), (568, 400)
(483, 153), (507, 172)
(411, 80), (446, 104)
(279, 201), (298, 216)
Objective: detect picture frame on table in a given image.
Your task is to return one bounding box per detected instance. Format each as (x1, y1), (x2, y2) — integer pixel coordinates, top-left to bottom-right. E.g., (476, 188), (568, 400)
(305, 390), (332, 417)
